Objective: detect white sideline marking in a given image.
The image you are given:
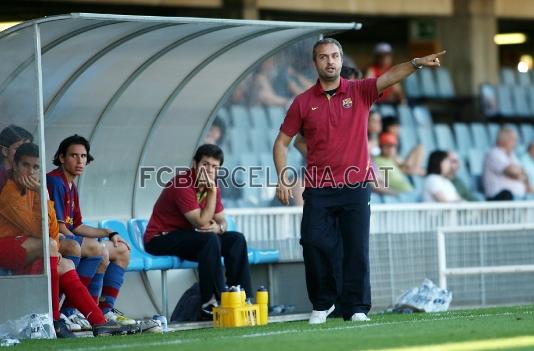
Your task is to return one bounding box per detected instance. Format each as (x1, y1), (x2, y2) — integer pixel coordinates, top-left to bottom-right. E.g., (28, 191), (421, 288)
(60, 310), (534, 351)
(365, 335), (534, 351)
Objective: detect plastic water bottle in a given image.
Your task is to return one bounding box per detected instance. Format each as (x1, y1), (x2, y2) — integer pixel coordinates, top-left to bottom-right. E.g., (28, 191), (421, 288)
(256, 286), (269, 325)
(28, 314), (44, 339)
(152, 315), (168, 333)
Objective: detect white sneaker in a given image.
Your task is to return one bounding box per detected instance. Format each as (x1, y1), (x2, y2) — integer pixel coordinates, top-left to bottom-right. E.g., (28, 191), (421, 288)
(68, 311), (92, 331)
(60, 313), (81, 332)
(308, 305), (335, 325)
(350, 312), (370, 321)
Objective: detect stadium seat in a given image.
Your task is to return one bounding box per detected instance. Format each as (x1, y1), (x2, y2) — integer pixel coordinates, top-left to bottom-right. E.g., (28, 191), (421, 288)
(467, 149), (485, 177)
(398, 127), (418, 158)
(412, 106), (433, 128)
(500, 67), (516, 86)
(249, 128), (270, 153)
(230, 105), (252, 129)
(511, 86), (530, 117)
(496, 85), (515, 117)
(249, 106), (270, 129)
(416, 126), (436, 152)
(470, 123), (490, 150)
(418, 69), (438, 98)
(479, 84), (498, 117)
(252, 249), (280, 264)
(434, 124), (456, 150)
(382, 195), (401, 203)
(266, 106), (285, 128)
(216, 107), (231, 127)
(455, 156), (473, 190)
(410, 175), (425, 194)
(398, 191), (420, 203)
(397, 104), (415, 128)
(121, 219), (181, 271)
(487, 123), (500, 145)
(370, 192), (383, 204)
(403, 73), (421, 99)
(517, 72), (531, 86)
(83, 220), (99, 227)
(434, 68), (455, 98)
(526, 87), (534, 116)
(227, 128), (251, 155)
(521, 124), (534, 146)
(97, 220), (147, 272)
(378, 104), (397, 118)
(453, 123), (473, 157)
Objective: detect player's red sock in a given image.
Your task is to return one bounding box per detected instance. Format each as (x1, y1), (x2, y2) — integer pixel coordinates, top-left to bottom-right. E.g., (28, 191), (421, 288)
(60, 270), (107, 325)
(50, 257), (60, 321)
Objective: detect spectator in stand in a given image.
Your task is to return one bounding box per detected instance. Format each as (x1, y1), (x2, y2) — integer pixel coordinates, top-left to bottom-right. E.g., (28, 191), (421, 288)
(423, 150), (462, 203)
(368, 110), (382, 157)
(285, 64), (315, 97)
(365, 43), (405, 104)
(204, 117), (226, 146)
(373, 132), (413, 195)
(447, 151), (477, 201)
(381, 116), (425, 176)
(340, 65), (363, 80)
(0, 125), (33, 190)
(250, 58), (290, 107)
(483, 127), (530, 201)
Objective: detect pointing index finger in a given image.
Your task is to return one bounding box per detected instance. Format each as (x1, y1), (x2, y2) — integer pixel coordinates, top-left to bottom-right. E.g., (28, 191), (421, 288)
(435, 50), (447, 57)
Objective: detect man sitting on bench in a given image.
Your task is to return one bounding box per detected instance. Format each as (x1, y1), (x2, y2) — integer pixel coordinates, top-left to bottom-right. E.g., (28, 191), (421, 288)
(144, 144), (252, 319)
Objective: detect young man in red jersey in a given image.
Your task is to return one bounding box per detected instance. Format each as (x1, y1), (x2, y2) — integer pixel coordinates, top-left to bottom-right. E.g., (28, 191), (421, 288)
(144, 144), (252, 319)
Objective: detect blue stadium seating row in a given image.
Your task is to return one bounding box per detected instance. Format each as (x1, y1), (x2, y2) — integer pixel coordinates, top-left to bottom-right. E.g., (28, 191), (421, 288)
(99, 216), (279, 272)
(479, 68), (534, 117)
(403, 67), (455, 99)
(500, 67), (534, 87)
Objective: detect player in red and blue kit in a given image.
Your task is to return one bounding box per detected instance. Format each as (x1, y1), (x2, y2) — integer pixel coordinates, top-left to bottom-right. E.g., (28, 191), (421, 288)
(47, 135), (134, 328)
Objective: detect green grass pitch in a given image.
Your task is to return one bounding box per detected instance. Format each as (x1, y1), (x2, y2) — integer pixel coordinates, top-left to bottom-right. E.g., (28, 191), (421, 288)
(16, 305), (534, 351)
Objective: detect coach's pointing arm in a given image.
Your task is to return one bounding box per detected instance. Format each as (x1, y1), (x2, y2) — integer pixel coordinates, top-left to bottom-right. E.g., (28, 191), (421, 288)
(376, 50), (446, 93)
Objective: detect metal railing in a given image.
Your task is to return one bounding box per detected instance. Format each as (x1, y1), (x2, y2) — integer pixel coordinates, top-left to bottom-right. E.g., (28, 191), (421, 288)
(227, 201), (534, 308)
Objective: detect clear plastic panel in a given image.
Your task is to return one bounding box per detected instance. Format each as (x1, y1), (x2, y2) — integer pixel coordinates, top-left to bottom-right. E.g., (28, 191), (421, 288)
(135, 28), (316, 217)
(0, 24), (50, 324)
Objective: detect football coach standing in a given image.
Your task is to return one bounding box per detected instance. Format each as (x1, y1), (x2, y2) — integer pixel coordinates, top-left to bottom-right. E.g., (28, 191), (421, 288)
(273, 38), (445, 324)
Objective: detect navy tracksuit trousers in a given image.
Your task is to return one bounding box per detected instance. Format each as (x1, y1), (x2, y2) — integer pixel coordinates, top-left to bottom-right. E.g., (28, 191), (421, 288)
(300, 184), (371, 320)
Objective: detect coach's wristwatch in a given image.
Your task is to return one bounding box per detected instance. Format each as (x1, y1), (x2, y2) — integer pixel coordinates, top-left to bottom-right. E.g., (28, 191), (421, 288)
(410, 58), (423, 70)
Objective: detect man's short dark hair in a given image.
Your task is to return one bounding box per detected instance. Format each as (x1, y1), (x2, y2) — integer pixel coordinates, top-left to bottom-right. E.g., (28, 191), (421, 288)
(14, 143), (39, 165)
(53, 134), (94, 166)
(427, 150), (449, 175)
(212, 117), (226, 144)
(312, 38), (343, 62)
(0, 125), (33, 160)
(381, 116), (400, 132)
(193, 144), (224, 166)
(340, 65), (362, 80)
